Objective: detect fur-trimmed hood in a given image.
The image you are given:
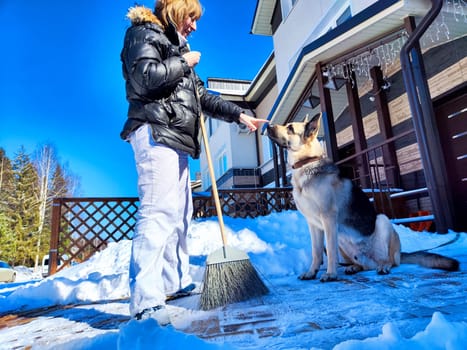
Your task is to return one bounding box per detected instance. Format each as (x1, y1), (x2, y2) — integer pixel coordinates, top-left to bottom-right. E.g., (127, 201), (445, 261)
(126, 6), (162, 26)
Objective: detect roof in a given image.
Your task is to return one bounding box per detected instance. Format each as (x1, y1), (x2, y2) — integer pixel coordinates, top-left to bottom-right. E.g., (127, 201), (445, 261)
(251, 0), (276, 36)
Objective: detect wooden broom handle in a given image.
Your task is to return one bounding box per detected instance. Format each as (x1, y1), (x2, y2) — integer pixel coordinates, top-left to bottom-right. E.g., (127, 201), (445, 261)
(199, 113), (228, 247)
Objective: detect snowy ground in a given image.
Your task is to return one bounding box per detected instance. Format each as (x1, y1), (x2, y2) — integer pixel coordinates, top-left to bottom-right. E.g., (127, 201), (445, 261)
(0, 211), (466, 349)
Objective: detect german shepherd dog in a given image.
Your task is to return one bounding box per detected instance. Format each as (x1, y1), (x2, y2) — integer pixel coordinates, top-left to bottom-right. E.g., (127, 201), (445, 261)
(267, 113), (459, 281)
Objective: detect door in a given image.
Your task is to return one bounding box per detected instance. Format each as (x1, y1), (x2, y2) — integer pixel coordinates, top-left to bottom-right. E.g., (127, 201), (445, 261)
(435, 89), (467, 231)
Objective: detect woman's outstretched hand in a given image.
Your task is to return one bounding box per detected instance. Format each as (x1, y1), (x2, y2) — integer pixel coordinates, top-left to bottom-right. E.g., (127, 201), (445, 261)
(239, 113), (269, 132)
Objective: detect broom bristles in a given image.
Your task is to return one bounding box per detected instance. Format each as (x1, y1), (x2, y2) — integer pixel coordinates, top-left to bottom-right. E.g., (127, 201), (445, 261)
(200, 258), (269, 311)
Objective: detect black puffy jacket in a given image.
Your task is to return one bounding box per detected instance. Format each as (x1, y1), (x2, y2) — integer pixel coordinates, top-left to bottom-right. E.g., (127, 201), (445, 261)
(120, 6), (242, 159)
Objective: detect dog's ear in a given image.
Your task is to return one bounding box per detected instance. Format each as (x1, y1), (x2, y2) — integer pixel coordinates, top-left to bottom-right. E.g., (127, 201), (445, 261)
(303, 114), (309, 123)
(304, 113), (321, 138)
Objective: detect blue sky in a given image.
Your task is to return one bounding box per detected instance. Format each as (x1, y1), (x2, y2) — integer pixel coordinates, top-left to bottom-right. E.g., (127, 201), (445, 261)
(0, 0), (272, 197)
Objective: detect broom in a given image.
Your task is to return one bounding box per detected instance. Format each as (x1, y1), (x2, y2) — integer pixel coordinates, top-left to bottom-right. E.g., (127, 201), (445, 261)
(198, 113), (269, 311)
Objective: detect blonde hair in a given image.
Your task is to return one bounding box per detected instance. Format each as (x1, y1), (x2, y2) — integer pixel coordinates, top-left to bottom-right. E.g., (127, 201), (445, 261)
(155, 0), (203, 29)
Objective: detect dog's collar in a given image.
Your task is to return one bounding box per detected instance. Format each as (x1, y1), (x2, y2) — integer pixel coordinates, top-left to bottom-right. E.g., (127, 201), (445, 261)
(292, 156), (323, 169)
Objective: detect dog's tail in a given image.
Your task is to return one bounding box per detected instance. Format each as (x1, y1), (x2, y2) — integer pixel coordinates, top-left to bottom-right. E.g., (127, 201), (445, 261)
(401, 251), (459, 271)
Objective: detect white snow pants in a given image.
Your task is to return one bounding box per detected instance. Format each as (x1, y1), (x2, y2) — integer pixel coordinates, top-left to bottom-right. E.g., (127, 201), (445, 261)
(128, 124), (193, 317)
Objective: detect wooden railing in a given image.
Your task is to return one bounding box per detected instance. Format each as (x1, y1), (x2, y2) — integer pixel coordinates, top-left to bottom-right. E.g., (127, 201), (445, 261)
(48, 188), (295, 275)
(336, 128), (433, 228)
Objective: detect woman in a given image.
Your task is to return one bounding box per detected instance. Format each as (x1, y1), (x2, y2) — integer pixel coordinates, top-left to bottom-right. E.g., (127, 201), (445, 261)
(120, 0), (268, 324)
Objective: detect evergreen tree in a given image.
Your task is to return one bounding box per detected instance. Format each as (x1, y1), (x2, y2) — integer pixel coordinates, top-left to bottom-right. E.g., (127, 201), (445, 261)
(0, 149), (16, 263)
(0, 145), (80, 267)
(0, 212), (16, 263)
(10, 146), (40, 266)
(0, 148), (15, 211)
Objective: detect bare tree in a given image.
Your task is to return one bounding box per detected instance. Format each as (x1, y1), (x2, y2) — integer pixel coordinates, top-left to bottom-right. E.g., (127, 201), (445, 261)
(33, 144), (58, 270)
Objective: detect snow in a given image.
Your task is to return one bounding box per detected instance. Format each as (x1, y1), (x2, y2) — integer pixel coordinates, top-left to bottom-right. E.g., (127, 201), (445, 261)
(0, 211), (466, 349)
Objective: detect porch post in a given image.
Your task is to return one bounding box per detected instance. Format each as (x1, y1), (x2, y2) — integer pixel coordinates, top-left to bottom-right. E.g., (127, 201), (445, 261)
(271, 143), (280, 187)
(346, 67), (370, 187)
(279, 147), (288, 186)
(370, 66), (401, 188)
(316, 62), (338, 162)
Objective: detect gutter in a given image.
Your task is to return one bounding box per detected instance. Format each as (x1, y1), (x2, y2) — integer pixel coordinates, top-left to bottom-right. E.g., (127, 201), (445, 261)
(400, 0), (455, 232)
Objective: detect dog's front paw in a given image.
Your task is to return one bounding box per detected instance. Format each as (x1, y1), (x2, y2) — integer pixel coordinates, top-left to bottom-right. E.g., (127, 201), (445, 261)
(345, 265), (363, 275)
(376, 265), (391, 275)
(320, 273), (338, 282)
(298, 271), (317, 280)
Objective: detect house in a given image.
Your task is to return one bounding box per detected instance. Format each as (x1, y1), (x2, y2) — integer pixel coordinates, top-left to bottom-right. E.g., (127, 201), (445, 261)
(200, 0), (466, 232)
(200, 56), (278, 190)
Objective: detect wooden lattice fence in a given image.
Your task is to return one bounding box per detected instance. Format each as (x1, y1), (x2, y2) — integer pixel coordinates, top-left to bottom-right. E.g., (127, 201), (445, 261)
(48, 188), (295, 275)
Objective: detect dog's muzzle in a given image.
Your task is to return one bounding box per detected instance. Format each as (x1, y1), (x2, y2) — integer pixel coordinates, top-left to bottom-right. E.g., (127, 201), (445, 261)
(266, 124), (276, 137)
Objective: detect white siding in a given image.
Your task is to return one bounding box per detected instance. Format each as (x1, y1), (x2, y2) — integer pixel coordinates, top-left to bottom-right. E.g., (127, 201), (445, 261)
(273, 0), (346, 88)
